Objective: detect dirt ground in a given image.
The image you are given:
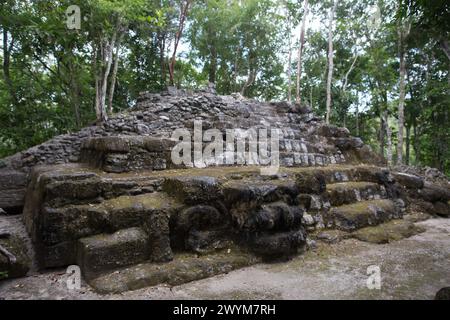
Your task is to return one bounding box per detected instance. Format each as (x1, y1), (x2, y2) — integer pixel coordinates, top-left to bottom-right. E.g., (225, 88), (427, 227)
(0, 218), (449, 300)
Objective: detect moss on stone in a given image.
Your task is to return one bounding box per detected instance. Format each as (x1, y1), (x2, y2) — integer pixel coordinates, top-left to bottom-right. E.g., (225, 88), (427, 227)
(97, 192), (181, 211)
(89, 249), (261, 294)
(351, 220), (426, 244)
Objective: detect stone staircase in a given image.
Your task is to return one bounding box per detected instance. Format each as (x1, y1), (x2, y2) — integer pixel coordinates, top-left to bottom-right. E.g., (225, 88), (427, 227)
(21, 161), (413, 293)
(2, 88), (448, 288)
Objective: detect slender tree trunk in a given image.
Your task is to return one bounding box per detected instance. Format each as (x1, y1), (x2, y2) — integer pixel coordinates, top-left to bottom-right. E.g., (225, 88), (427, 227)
(169, 0), (192, 86)
(384, 110), (393, 165)
(355, 106), (360, 136)
(233, 46), (240, 92)
(405, 125), (410, 165)
(241, 58), (256, 97)
(287, 13), (293, 103)
(93, 47), (101, 122)
(342, 54), (358, 93)
(413, 121), (421, 164)
(396, 23), (410, 165)
(94, 26), (117, 123)
(296, 0), (309, 104)
(102, 32), (117, 113)
(379, 109), (385, 158)
(325, 0), (337, 124)
(2, 29), (18, 105)
(108, 32), (123, 114)
(158, 32), (167, 86)
(68, 56), (81, 128)
(209, 45), (217, 83)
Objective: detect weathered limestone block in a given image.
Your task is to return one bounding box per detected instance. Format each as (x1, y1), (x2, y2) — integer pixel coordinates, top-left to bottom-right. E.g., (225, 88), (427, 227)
(44, 176), (103, 207)
(245, 202), (303, 232)
(249, 229), (306, 258)
(294, 171), (326, 194)
(326, 181), (386, 207)
(77, 227), (149, 278)
(297, 194), (324, 211)
(393, 172), (424, 189)
(80, 136), (177, 173)
(0, 169), (27, 211)
(163, 176), (222, 205)
(169, 205), (227, 252)
(185, 230), (232, 254)
(418, 183), (450, 203)
(316, 124), (350, 138)
(23, 164), (182, 268)
(39, 241), (77, 268)
(330, 137), (364, 150)
(351, 220), (425, 244)
(223, 180), (301, 230)
(330, 199), (401, 231)
(145, 212), (173, 262)
(90, 250), (260, 294)
(432, 202), (450, 217)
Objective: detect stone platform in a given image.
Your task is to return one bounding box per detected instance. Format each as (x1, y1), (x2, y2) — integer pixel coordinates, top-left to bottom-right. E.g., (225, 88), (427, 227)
(0, 88), (449, 292)
(20, 163), (439, 293)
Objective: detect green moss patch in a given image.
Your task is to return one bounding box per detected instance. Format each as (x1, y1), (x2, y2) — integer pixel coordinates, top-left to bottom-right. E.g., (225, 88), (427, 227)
(351, 220), (426, 244)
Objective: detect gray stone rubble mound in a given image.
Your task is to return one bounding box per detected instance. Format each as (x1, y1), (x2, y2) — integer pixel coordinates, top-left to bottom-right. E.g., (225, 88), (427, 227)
(0, 87), (449, 292)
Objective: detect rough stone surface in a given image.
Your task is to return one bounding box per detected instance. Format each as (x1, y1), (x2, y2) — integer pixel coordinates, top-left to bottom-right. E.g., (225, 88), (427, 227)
(330, 199), (401, 231)
(77, 227), (149, 278)
(0, 88), (448, 294)
(351, 220), (426, 244)
(90, 250), (259, 294)
(0, 88), (386, 209)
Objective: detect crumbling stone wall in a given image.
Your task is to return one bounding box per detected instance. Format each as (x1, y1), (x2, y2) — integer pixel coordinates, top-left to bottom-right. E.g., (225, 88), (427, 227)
(0, 87), (384, 211)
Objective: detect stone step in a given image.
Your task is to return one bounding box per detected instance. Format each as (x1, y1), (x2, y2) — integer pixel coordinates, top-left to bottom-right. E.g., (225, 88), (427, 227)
(292, 165), (387, 185)
(77, 227), (149, 279)
(89, 250), (260, 294)
(326, 181), (387, 207)
(31, 192), (182, 269)
(329, 199), (402, 231)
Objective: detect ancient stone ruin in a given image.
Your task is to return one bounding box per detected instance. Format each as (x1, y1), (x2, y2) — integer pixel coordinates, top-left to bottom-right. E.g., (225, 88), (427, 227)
(0, 88), (449, 293)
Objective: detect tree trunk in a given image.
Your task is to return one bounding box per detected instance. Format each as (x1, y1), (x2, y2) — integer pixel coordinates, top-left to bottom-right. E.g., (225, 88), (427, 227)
(68, 57), (81, 128)
(94, 26), (117, 123)
(158, 32), (167, 86)
(325, 0), (337, 124)
(94, 48), (101, 122)
(413, 122), (421, 165)
(209, 45), (217, 83)
(287, 12), (292, 103)
(296, 0), (309, 104)
(405, 125), (410, 165)
(384, 110), (393, 165)
(108, 32), (123, 114)
(241, 64), (256, 97)
(2, 29), (18, 105)
(169, 0), (192, 86)
(355, 105), (360, 136)
(396, 22), (410, 165)
(379, 109), (385, 158)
